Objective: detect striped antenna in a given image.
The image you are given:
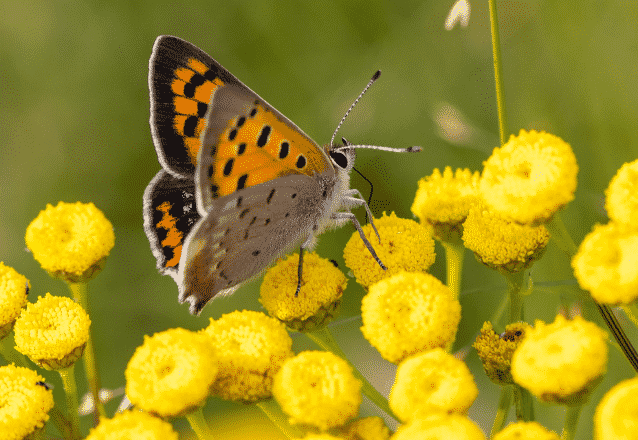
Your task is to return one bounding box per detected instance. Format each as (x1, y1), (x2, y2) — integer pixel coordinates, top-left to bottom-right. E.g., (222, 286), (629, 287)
(330, 70), (382, 147)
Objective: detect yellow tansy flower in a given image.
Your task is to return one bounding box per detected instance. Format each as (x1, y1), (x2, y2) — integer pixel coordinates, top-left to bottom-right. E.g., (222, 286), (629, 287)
(125, 328), (218, 418)
(392, 414), (486, 440)
(0, 365), (54, 440)
(605, 158), (638, 227)
(14, 293), (90, 369)
(341, 416), (390, 440)
(493, 422), (559, 440)
(572, 222), (638, 304)
(473, 321), (529, 385)
(389, 348), (478, 422)
(272, 351), (361, 431)
(343, 212), (435, 288)
(260, 252), (346, 331)
(0, 262), (30, 339)
(85, 410), (178, 440)
(594, 376), (638, 440)
(361, 272), (461, 364)
(202, 310), (293, 402)
(411, 167), (481, 242)
(511, 315), (608, 404)
(480, 130), (578, 225)
(462, 203), (549, 273)
(25, 201), (115, 282)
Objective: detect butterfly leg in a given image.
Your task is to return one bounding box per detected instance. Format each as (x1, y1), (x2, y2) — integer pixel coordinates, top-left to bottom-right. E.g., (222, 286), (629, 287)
(295, 245), (305, 297)
(294, 233), (317, 297)
(342, 189), (381, 243)
(333, 212), (387, 270)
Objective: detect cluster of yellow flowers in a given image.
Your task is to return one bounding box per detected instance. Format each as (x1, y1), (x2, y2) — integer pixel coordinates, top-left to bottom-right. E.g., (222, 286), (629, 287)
(2, 129), (638, 439)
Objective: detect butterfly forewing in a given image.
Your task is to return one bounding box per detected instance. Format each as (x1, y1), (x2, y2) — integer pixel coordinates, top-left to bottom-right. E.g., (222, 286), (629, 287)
(195, 78), (335, 214)
(149, 36), (240, 178)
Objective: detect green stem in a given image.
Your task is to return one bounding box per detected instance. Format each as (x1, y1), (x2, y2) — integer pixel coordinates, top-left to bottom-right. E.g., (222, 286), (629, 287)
(185, 407), (216, 440)
(68, 282), (105, 425)
(624, 304), (638, 328)
(58, 365), (81, 440)
(305, 327), (399, 421)
(502, 270), (526, 323)
(441, 240), (465, 300)
(49, 407), (74, 439)
(512, 383), (534, 422)
(0, 336), (30, 367)
(488, 0), (509, 145)
(501, 270), (534, 422)
(490, 386), (512, 437)
(255, 399), (304, 439)
(561, 404), (583, 440)
(547, 215), (638, 372)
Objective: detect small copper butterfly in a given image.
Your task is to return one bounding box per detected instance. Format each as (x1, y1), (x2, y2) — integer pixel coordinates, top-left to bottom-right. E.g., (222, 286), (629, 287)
(143, 36), (420, 314)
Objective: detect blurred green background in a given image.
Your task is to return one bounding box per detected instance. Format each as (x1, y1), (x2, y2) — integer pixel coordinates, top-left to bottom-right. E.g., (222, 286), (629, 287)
(2, 0), (638, 438)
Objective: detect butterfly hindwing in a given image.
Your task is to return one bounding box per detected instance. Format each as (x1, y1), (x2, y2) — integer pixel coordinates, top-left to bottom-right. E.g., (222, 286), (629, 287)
(149, 36), (240, 178)
(143, 170), (201, 280)
(179, 173), (334, 314)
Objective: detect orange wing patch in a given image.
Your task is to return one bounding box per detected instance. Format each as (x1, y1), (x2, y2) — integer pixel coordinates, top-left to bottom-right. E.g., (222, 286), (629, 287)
(169, 59), (225, 166)
(208, 102), (330, 198)
(155, 201), (184, 268)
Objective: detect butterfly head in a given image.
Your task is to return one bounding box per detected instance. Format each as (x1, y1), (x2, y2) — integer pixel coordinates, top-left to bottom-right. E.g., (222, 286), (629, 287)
(326, 141), (356, 173)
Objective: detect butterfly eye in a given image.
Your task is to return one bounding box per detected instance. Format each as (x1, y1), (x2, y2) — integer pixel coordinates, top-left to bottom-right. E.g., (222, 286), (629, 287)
(329, 151), (349, 169)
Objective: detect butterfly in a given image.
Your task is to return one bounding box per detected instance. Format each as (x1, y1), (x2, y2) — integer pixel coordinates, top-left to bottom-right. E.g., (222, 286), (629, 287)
(143, 36), (420, 315)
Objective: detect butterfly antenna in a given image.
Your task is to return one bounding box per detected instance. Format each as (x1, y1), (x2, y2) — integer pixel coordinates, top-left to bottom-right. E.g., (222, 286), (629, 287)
(330, 70), (382, 147)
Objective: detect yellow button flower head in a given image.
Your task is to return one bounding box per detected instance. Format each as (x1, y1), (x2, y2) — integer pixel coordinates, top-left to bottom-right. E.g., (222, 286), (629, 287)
(343, 212), (435, 289)
(361, 272), (461, 364)
(572, 222), (638, 304)
(605, 158), (638, 227)
(272, 351), (362, 431)
(392, 414), (486, 440)
(85, 410), (178, 440)
(0, 262), (30, 339)
(511, 315), (608, 404)
(341, 416), (390, 440)
(25, 201), (115, 282)
(493, 422), (559, 440)
(389, 348), (478, 422)
(411, 167), (481, 242)
(462, 203), (550, 273)
(125, 328), (218, 418)
(14, 293), (90, 369)
(473, 321), (529, 385)
(480, 130), (578, 225)
(260, 252), (347, 332)
(0, 364), (54, 440)
(594, 376), (638, 439)
(202, 310), (293, 402)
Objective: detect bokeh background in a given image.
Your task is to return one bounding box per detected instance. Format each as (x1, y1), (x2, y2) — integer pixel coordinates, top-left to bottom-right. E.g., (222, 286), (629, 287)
(2, 0), (637, 438)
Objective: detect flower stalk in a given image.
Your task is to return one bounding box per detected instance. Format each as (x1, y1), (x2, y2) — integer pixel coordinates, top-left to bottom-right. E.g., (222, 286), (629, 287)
(68, 281), (105, 424)
(561, 404), (583, 440)
(255, 399), (304, 439)
(442, 240), (465, 300)
(58, 365), (81, 440)
(488, 0), (508, 145)
(491, 386), (512, 437)
(185, 407), (217, 440)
